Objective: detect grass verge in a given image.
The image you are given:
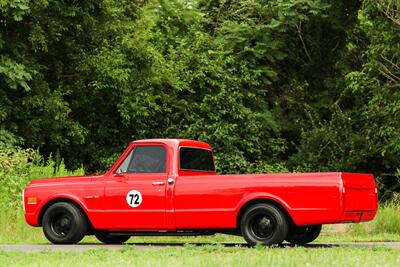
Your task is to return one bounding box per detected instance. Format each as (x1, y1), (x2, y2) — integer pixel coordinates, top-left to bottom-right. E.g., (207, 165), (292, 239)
(0, 245), (399, 267)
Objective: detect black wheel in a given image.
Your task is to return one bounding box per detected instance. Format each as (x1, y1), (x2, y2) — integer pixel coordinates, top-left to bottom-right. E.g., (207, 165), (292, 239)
(240, 203), (288, 246)
(95, 232), (130, 244)
(286, 224), (322, 245)
(42, 202), (87, 244)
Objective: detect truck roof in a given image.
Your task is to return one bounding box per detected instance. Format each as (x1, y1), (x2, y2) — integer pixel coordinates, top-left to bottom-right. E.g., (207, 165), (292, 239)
(130, 139), (212, 150)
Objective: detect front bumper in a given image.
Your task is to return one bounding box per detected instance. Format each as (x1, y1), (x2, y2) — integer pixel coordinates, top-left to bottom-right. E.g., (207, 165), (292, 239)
(25, 211), (39, 226)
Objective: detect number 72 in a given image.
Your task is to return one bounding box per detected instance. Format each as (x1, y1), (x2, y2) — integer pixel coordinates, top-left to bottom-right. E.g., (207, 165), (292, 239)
(128, 193), (140, 205)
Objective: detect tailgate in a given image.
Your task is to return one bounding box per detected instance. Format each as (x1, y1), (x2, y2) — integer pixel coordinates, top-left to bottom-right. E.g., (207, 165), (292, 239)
(341, 173), (378, 211)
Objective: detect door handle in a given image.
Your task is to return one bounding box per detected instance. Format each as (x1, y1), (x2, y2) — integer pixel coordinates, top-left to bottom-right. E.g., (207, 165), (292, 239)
(152, 181), (165, 186)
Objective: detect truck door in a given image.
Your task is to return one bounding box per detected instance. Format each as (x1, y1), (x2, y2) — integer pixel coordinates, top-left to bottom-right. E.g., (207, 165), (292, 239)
(104, 145), (167, 229)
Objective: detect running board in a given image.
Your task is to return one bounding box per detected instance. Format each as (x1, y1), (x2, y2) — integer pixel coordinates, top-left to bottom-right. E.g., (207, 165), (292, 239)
(103, 230), (216, 236)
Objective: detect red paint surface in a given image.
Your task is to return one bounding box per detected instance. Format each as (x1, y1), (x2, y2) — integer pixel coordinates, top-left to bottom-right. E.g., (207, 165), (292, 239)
(24, 139), (378, 231)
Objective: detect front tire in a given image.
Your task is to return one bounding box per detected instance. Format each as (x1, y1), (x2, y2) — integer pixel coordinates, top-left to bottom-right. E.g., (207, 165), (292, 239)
(42, 202), (87, 244)
(95, 232), (130, 244)
(240, 203), (289, 246)
(285, 224), (322, 245)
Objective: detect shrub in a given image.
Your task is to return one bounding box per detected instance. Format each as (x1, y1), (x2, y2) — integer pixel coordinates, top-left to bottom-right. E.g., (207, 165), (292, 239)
(0, 144), (84, 208)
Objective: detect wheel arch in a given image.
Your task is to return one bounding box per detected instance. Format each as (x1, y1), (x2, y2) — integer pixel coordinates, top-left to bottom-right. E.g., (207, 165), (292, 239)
(236, 197), (295, 229)
(38, 197), (93, 231)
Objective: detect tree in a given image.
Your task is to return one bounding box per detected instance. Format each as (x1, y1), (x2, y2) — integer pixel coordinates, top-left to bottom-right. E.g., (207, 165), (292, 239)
(293, 0), (400, 198)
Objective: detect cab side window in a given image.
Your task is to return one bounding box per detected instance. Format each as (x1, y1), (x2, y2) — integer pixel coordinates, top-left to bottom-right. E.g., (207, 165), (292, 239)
(118, 146), (166, 173)
(180, 147), (215, 172)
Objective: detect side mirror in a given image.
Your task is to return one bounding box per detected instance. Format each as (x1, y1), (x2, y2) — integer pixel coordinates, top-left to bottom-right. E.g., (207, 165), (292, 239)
(115, 168), (126, 175)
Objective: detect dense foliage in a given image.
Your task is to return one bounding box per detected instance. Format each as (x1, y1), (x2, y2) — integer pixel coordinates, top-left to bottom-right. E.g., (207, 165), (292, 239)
(0, 141), (84, 207)
(1, 0), (399, 198)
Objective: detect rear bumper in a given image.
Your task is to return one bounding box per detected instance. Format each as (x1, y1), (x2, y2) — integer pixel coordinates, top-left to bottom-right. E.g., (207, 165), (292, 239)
(340, 210), (377, 223)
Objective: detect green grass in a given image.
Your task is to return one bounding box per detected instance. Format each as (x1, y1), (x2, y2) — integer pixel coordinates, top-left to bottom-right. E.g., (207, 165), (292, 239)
(373, 203), (400, 234)
(318, 233), (400, 242)
(1, 203), (400, 267)
(1, 245), (399, 267)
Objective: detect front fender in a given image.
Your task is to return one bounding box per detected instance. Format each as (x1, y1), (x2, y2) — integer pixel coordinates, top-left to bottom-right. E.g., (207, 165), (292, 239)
(33, 193), (90, 226)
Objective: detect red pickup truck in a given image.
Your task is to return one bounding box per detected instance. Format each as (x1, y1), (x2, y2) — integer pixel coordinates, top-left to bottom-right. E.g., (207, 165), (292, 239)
(23, 139), (378, 245)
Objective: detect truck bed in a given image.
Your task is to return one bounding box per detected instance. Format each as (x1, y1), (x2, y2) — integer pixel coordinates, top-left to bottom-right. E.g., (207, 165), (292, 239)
(174, 172), (378, 228)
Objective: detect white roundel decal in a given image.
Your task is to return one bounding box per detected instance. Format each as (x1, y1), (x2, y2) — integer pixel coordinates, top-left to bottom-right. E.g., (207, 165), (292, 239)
(126, 190), (142, 208)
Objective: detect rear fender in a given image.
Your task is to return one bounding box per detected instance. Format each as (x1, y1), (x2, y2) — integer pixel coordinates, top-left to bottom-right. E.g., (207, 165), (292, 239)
(235, 193), (295, 224)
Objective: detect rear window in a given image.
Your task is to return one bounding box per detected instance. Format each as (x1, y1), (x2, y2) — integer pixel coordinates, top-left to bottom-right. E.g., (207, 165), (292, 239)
(180, 147), (215, 172)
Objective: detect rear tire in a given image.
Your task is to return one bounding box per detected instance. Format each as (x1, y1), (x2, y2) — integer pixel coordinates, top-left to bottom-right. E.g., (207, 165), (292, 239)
(240, 203), (288, 246)
(95, 232), (130, 244)
(42, 202), (87, 244)
(285, 224), (322, 245)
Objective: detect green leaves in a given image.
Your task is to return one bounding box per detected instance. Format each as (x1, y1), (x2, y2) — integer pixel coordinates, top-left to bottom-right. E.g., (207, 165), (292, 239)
(0, 0), (31, 21)
(0, 0), (351, 173)
(0, 0), (399, 198)
(292, 0), (400, 199)
(0, 142), (84, 208)
(0, 56), (32, 90)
